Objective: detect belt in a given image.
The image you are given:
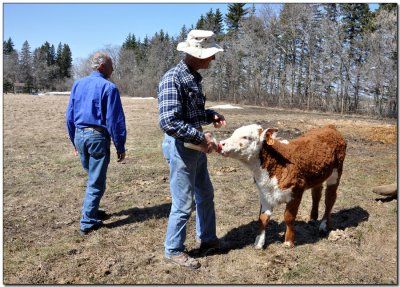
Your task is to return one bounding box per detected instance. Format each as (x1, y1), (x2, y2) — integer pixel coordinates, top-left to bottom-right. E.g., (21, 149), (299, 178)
(82, 126), (105, 133)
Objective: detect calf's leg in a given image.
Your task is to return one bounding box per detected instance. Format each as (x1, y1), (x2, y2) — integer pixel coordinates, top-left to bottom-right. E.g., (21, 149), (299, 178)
(254, 205), (270, 249)
(283, 190), (303, 247)
(310, 184), (323, 222)
(319, 184), (337, 234)
(320, 168), (341, 234)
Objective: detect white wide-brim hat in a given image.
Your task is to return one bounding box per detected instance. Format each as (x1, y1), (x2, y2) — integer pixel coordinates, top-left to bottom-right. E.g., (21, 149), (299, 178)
(177, 30), (223, 59)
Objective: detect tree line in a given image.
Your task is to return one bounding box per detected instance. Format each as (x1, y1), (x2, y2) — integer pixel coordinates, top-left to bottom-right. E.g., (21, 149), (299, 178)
(4, 3), (397, 117)
(3, 40), (73, 93)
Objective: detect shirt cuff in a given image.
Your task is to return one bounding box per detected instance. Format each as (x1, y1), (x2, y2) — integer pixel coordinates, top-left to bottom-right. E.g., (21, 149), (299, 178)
(115, 144), (125, 153)
(206, 109), (217, 124)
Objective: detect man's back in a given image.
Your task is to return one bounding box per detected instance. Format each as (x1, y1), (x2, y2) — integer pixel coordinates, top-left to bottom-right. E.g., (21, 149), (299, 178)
(66, 70), (126, 154)
(70, 71), (115, 129)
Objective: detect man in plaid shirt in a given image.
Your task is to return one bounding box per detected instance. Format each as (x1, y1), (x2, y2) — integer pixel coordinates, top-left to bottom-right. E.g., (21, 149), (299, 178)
(158, 30), (226, 269)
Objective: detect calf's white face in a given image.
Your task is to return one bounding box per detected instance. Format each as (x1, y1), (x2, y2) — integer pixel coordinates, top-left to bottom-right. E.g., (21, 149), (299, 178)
(220, 124), (268, 161)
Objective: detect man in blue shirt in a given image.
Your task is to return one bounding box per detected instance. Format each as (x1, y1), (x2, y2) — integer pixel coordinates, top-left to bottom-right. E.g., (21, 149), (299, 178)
(66, 52), (127, 235)
(158, 30), (226, 269)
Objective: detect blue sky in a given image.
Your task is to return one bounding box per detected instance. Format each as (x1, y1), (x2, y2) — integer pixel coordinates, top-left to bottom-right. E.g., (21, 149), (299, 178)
(3, 3), (265, 62)
(3, 3), (379, 64)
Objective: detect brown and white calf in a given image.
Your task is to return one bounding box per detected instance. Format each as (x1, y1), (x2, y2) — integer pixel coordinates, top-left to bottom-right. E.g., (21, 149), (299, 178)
(219, 124), (347, 249)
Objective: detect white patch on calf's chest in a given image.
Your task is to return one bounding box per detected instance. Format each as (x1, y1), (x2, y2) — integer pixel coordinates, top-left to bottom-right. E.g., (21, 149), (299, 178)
(254, 168), (293, 213)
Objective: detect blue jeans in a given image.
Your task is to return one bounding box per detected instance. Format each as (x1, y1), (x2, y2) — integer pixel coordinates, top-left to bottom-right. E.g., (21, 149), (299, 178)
(162, 134), (217, 256)
(74, 128), (110, 231)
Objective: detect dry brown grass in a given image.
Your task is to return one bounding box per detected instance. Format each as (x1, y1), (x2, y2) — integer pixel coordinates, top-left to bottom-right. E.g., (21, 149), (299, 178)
(3, 94), (398, 284)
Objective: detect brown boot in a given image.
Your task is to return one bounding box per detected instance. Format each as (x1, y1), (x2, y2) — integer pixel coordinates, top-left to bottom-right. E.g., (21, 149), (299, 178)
(164, 252), (201, 270)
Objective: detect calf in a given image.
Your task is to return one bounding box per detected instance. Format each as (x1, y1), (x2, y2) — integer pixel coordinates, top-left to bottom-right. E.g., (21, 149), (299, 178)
(219, 124), (347, 249)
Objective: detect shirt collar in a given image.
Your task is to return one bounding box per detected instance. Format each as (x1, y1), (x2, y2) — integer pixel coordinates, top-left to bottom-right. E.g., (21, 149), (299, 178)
(91, 71), (106, 79)
(178, 60), (202, 82)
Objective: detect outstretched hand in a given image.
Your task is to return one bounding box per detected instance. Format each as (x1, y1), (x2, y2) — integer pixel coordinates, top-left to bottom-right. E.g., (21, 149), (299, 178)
(212, 113), (226, 128)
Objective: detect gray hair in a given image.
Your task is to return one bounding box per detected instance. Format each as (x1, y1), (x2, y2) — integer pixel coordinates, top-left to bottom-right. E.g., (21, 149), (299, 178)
(91, 52), (109, 70)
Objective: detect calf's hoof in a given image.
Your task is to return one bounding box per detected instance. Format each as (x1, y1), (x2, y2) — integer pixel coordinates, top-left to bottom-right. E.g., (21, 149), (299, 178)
(283, 241), (295, 248)
(254, 235), (264, 249)
(318, 219), (330, 236)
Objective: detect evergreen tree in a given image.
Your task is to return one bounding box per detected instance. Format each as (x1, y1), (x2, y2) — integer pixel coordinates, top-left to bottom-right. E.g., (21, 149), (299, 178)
(141, 35), (150, 61)
(56, 42), (63, 78)
(159, 29), (166, 42)
(39, 41), (56, 66)
(55, 42), (72, 78)
(205, 9), (216, 31)
(3, 37), (15, 54)
(225, 3), (249, 34)
(214, 9), (224, 35)
(122, 33), (138, 50)
(19, 40), (33, 91)
(341, 3), (373, 45)
(31, 41), (61, 89)
(196, 15), (206, 29)
(142, 35), (150, 49)
(195, 9), (224, 35)
(50, 44), (56, 66)
(59, 44), (72, 78)
(178, 25), (188, 42)
(3, 37), (18, 93)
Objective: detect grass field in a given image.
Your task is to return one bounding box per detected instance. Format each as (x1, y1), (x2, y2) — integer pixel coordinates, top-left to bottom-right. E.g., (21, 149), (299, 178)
(3, 93), (397, 284)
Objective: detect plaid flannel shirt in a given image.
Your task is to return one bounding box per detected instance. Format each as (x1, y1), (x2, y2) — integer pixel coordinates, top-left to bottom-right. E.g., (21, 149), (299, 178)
(158, 60), (217, 144)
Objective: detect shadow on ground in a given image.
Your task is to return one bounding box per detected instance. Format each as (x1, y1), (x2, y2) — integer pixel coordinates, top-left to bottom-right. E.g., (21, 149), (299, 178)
(104, 203), (171, 228)
(191, 206), (369, 257)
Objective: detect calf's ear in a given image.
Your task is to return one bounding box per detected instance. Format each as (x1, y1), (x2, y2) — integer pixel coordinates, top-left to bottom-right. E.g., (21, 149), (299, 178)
(263, 128), (279, 145)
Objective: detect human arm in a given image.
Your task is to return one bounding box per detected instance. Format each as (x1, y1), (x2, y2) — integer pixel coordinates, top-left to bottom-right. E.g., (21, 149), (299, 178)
(66, 89), (76, 150)
(105, 86), (127, 156)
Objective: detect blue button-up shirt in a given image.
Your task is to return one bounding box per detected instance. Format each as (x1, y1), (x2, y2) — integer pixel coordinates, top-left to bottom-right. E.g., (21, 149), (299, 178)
(66, 71), (126, 153)
(158, 60), (217, 144)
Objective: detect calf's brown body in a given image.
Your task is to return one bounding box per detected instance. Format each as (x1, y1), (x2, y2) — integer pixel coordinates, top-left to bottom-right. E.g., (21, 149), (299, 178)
(260, 125), (347, 246)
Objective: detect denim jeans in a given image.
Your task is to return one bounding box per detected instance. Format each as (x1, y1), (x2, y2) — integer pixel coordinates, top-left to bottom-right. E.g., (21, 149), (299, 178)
(162, 134), (217, 256)
(74, 128), (110, 231)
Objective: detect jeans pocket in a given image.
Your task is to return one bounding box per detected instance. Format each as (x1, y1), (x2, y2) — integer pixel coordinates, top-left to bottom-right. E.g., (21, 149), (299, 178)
(162, 137), (171, 163)
(88, 134), (109, 159)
